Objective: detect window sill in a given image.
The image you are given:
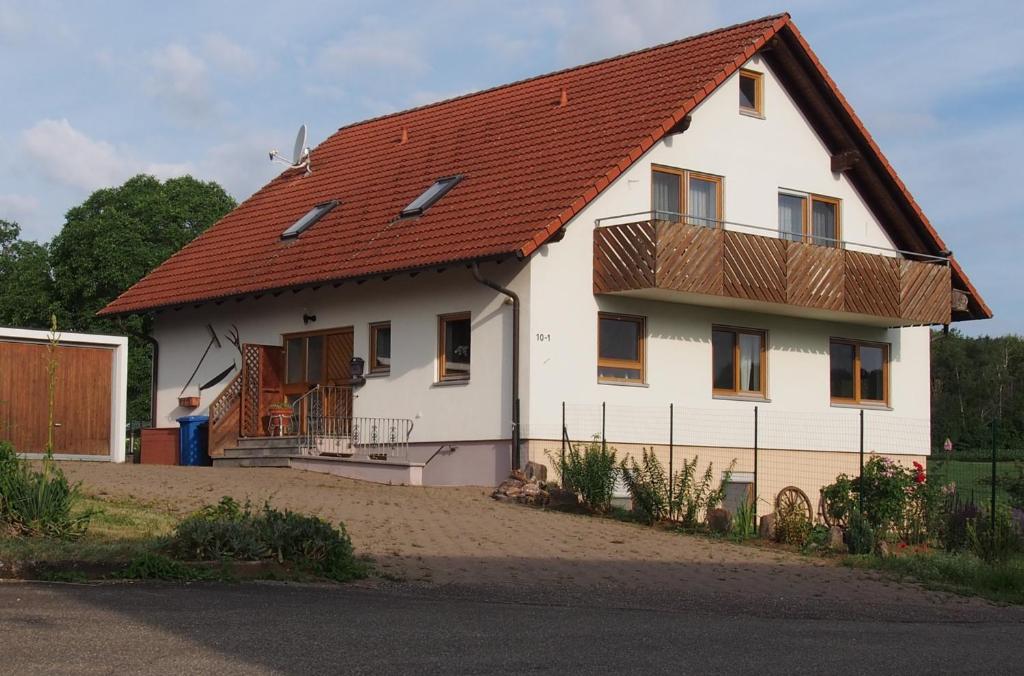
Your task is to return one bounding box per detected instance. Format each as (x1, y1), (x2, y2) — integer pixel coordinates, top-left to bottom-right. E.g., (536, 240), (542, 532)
(597, 379), (649, 388)
(432, 378), (470, 388)
(364, 371), (390, 379)
(713, 394), (770, 404)
(830, 401), (892, 412)
(739, 108), (765, 120)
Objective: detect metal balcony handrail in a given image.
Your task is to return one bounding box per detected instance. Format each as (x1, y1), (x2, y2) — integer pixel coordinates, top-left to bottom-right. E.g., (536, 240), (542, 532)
(291, 385), (413, 459)
(593, 210), (950, 264)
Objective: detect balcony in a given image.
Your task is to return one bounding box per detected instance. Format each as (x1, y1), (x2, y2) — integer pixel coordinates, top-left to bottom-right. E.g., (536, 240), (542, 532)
(593, 215), (954, 326)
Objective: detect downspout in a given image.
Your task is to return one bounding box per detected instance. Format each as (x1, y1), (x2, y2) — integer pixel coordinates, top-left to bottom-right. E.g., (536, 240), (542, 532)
(470, 262), (521, 470)
(141, 333), (159, 428)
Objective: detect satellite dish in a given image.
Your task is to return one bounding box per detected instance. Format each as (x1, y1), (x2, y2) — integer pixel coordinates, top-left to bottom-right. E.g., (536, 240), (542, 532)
(269, 124), (312, 175)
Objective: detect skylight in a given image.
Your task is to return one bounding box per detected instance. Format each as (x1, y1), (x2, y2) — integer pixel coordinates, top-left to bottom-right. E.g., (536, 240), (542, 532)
(400, 175), (462, 217)
(281, 200), (339, 239)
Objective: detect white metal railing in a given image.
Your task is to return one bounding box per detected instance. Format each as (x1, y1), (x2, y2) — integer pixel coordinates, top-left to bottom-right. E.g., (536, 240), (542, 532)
(292, 385), (413, 460)
(593, 210), (950, 263)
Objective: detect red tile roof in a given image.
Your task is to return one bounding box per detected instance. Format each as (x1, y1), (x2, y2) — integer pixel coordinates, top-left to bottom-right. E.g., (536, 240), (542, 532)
(100, 13), (988, 319)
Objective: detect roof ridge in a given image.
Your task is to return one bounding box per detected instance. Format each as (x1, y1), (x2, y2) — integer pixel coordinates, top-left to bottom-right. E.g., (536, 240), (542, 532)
(331, 13), (790, 134)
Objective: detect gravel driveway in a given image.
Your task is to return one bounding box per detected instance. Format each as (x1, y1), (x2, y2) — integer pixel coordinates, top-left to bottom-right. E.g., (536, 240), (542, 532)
(57, 462), (1024, 622)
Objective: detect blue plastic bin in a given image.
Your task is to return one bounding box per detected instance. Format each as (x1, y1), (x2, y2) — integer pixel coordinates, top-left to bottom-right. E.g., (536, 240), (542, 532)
(177, 415), (211, 466)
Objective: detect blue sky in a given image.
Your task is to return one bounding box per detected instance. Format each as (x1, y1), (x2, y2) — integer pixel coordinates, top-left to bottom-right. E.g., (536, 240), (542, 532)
(1, 1), (1021, 335)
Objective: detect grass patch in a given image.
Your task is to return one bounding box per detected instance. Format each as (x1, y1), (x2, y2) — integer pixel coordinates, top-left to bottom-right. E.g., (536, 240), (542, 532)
(0, 494), (177, 565)
(845, 551), (1024, 605)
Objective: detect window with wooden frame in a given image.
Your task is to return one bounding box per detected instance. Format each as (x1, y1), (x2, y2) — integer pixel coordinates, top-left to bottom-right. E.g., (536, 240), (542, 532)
(712, 326), (767, 398)
(778, 191), (841, 247)
(739, 69), (763, 116)
(369, 322), (391, 375)
(438, 313), (471, 382)
(283, 328), (353, 392)
(598, 313), (645, 384)
(651, 165), (724, 227)
(829, 338), (889, 405)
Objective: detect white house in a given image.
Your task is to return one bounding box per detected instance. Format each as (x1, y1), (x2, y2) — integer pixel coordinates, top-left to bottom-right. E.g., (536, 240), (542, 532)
(102, 14), (989, 502)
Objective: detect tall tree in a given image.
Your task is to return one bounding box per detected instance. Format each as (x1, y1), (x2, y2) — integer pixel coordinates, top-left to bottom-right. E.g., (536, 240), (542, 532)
(48, 175), (236, 421)
(0, 219), (53, 329)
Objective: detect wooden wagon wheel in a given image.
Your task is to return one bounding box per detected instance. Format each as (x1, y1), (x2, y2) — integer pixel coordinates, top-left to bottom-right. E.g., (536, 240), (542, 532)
(818, 489), (847, 528)
(775, 486), (812, 521)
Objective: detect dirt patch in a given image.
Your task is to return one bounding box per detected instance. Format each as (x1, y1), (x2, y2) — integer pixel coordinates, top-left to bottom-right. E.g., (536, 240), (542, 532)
(54, 462), (1024, 620)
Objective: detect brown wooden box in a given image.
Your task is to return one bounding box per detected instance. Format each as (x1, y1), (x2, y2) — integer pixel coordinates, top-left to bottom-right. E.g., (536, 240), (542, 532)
(178, 395), (201, 409)
(141, 427), (179, 465)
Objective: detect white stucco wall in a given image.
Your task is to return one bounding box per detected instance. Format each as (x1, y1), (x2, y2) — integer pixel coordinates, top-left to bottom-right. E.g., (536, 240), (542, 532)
(152, 261), (527, 448)
(522, 54), (931, 454)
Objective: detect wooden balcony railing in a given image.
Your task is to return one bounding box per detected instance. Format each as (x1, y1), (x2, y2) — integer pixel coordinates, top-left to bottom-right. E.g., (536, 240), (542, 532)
(594, 220), (952, 325)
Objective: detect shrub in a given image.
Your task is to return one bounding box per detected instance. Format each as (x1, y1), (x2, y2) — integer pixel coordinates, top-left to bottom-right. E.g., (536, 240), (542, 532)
(0, 441), (90, 539)
(165, 497), (366, 581)
(967, 506), (1022, 562)
(619, 448), (668, 524)
(548, 439), (618, 513)
(672, 456), (734, 530)
(730, 496), (756, 540)
(941, 493), (981, 553)
(775, 508), (812, 546)
(846, 511), (876, 555)
(820, 474), (857, 526)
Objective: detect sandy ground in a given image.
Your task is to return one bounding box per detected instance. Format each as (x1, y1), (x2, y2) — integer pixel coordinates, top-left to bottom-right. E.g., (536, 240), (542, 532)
(56, 462), (1024, 621)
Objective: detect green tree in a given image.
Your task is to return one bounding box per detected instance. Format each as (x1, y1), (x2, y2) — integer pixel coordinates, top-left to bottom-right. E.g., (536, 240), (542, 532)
(0, 219), (53, 329)
(48, 175), (236, 421)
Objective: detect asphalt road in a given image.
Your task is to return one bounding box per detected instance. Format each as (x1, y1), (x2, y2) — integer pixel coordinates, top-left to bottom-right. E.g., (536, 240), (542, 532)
(2, 581), (1022, 675)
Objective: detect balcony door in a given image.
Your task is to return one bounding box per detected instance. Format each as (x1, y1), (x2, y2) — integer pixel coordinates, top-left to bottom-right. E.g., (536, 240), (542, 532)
(283, 327), (353, 398)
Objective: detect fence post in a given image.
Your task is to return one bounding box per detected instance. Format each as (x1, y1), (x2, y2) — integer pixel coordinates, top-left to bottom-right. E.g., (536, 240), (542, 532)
(859, 409), (865, 515)
(753, 405), (758, 529)
(668, 403), (674, 513)
(992, 418), (998, 553)
(561, 401), (566, 467)
(601, 401), (606, 451)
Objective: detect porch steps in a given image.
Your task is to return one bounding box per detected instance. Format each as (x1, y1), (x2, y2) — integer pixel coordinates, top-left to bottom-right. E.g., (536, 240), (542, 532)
(214, 436), (302, 468)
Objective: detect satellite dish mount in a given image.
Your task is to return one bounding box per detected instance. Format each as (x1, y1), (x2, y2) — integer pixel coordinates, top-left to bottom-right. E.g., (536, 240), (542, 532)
(269, 124), (312, 175)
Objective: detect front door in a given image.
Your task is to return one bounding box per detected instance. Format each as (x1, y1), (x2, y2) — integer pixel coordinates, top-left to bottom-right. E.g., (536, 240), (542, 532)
(283, 328), (353, 431)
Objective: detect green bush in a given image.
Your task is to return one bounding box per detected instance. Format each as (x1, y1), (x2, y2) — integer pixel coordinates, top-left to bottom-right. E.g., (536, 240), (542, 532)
(775, 508), (812, 546)
(548, 439), (618, 513)
(618, 448), (668, 524)
(846, 511), (876, 555)
(730, 496), (756, 540)
(165, 497), (366, 581)
(0, 441), (90, 539)
(967, 506), (1022, 562)
(673, 456), (734, 530)
(941, 493), (981, 553)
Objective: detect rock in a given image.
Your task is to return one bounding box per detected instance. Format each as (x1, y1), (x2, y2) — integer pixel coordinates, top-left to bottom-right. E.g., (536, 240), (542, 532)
(547, 486), (578, 508)
(828, 526), (845, 552)
(522, 483), (542, 497)
(510, 469), (528, 483)
(758, 513), (775, 540)
(707, 507), (732, 534)
(524, 461), (548, 483)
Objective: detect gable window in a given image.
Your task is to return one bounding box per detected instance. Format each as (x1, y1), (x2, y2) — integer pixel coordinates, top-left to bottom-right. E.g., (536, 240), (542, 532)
(830, 338), (888, 405)
(652, 166), (723, 227)
(401, 175), (462, 217)
(739, 69), (763, 116)
(778, 191), (841, 247)
(369, 322), (391, 375)
(438, 313), (471, 381)
(281, 200), (339, 239)
(712, 326), (766, 398)
(598, 313), (645, 384)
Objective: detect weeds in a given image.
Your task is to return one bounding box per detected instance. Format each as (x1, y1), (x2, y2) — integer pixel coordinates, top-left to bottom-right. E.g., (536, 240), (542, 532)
(547, 438), (618, 513)
(0, 441), (91, 539)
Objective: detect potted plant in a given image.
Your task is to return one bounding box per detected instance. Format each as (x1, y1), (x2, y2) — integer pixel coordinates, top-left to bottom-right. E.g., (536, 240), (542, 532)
(267, 398), (292, 416)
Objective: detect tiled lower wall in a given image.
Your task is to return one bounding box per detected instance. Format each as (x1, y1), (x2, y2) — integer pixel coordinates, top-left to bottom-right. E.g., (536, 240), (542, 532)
(524, 438), (926, 517)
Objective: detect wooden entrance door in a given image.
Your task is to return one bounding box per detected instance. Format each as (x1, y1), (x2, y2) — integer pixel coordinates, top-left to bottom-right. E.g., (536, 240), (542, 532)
(282, 328), (353, 431)
(0, 340), (113, 455)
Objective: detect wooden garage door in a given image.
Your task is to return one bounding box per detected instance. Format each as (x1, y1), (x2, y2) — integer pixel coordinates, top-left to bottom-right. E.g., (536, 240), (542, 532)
(0, 340), (113, 455)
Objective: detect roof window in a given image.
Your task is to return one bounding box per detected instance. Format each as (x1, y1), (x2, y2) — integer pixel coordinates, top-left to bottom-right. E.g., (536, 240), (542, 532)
(400, 175), (462, 217)
(281, 200), (339, 239)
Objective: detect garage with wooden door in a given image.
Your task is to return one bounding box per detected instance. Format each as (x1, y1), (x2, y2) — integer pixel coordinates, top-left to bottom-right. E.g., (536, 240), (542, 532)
(0, 327), (127, 461)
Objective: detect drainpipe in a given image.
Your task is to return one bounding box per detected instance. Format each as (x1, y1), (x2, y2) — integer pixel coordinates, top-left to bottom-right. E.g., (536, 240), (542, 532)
(141, 333), (159, 428)
(470, 262), (520, 470)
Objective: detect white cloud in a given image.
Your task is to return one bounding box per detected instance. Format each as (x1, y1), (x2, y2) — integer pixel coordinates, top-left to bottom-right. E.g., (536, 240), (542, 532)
(556, 0), (716, 64)
(0, 194), (39, 226)
(21, 118), (194, 192)
(319, 28), (426, 76)
(147, 43), (216, 122)
(202, 33), (261, 77)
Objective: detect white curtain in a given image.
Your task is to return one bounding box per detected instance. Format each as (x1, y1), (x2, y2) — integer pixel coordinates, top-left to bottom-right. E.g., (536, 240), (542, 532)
(652, 172), (681, 222)
(738, 333), (760, 392)
(812, 200), (837, 245)
(778, 194), (804, 242)
(688, 178), (717, 227)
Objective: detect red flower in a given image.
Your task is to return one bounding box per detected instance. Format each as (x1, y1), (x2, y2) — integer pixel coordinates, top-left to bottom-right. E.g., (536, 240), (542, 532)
(912, 461), (925, 484)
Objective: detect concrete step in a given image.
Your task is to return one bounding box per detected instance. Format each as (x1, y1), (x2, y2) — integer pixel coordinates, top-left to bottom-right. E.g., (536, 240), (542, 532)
(213, 456), (294, 468)
(234, 436), (302, 450)
(222, 446), (301, 459)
